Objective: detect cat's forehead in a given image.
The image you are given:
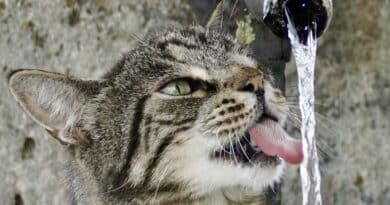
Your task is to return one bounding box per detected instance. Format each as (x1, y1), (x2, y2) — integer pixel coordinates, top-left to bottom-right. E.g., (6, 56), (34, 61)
(106, 26), (265, 86)
(149, 27), (260, 74)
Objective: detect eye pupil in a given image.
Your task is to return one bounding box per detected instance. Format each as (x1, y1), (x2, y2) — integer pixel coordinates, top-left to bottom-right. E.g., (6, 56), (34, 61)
(175, 84), (181, 94)
(160, 79), (193, 96)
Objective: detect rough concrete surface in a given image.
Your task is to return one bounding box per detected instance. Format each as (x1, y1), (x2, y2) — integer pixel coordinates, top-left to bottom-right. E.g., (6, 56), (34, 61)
(0, 0), (388, 205)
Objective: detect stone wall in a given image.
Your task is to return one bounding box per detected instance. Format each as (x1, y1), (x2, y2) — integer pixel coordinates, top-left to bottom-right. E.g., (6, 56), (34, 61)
(0, 0), (388, 204)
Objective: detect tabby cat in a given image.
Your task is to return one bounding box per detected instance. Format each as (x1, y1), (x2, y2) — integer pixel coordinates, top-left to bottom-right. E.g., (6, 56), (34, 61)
(7, 11), (303, 205)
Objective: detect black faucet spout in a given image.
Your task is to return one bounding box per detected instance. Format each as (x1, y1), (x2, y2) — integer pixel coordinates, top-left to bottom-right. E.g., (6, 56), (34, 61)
(249, 0), (332, 44)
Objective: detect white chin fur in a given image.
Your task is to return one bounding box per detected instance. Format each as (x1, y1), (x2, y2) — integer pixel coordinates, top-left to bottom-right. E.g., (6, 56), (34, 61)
(169, 129), (285, 197)
(189, 159), (285, 196)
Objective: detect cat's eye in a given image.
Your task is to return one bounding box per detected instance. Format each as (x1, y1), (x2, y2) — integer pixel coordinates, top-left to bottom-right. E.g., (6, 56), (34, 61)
(159, 79), (193, 96)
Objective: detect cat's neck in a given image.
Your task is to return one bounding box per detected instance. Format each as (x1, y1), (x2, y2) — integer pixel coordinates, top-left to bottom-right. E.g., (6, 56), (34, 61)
(107, 188), (265, 205)
(193, 188), (265, 205)
(67, 155), (264, 205)
(69, 173), (265, 205)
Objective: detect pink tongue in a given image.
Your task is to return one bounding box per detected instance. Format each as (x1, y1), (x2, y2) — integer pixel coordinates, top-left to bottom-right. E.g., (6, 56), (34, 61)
(248, 119), (303, 164)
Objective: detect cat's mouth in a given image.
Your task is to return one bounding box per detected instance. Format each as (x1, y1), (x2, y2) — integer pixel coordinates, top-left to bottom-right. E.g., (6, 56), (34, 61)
(212, 116), (303, 165)
(212, 130), (280, 165)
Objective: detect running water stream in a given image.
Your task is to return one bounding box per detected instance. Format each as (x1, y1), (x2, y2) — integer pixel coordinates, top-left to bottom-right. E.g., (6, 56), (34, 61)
(285, 10), (322, 205)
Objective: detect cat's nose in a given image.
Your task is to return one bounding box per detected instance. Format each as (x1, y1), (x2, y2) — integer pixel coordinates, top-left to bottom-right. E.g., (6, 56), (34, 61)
(239, 75), (260, 91)
(238, 74), (264, 96)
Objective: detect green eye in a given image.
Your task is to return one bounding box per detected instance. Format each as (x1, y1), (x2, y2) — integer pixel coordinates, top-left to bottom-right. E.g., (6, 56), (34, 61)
(160, 79), (192, 96)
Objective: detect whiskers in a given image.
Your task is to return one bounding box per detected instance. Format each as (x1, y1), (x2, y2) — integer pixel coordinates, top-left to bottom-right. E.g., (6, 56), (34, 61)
(229, 136), (238, 164)
(101, 176), (133, 194)
(235, 132), (255, 165)
(117, 29), (156, 51)
(285, 101), (339, 162)
(202, 121), (254, 165)
(151, 165), (170, 203)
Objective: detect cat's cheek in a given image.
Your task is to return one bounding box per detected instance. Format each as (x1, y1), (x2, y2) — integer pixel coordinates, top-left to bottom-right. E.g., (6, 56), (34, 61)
(198, 92), (258, 122)
(264, 82), (288, 124)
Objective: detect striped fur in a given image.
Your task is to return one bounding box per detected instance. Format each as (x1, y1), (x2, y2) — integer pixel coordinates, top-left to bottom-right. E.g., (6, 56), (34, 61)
(8, 26), (289, 205)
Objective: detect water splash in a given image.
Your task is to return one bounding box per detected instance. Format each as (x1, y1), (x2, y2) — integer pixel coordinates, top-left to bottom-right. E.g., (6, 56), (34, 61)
(285, 9), (322, 205)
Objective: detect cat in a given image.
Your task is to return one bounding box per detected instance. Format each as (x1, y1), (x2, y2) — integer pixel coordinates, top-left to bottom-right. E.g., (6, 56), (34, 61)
(7, 7), (303, 205)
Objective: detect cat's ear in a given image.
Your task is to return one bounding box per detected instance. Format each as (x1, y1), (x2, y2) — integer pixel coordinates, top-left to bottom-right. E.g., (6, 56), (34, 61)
(7, 69), (101, 145)
(206, 0), (224, 29)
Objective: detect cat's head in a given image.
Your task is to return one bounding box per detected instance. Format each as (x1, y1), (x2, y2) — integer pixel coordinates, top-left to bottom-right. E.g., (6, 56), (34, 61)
(7, 26), (302, 202)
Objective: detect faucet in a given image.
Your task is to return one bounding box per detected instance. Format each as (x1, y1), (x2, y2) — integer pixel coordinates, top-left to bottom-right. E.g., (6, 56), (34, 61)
(188, 0), (333, 93)
(244, 0), (332, 44)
